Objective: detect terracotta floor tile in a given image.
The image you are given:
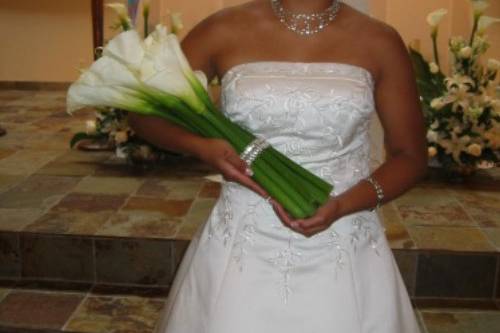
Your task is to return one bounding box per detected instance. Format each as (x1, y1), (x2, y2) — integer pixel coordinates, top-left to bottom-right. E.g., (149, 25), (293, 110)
(452, 190), (500, 228)
(394, 187), (475, 227)
(407, 226), (496, 252)
(96, 210), (180, 239)
(198, 181), (221, 198)
(419, 308), (500, 333)
(124, 197), (193, 217)
(0, 208), (45, 231)
(52, 193), (128, 212)
(64, 295), (164, 333)
(380, 203), (416, 249)
(0, 149), (16, 160)
(0, 290), (84, 329)
(482, 228), (500, 251)
(24, 211), (112, 236)
(73, 176), (143, 195)
(0, 174), (80, 209)
(0, 175), (25, 194)
(136, 178), (202, 200)
(0, 149), (62, 176)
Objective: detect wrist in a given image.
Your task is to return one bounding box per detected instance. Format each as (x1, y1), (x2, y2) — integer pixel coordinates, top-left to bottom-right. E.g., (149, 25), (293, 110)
(190, 137), (212, 161)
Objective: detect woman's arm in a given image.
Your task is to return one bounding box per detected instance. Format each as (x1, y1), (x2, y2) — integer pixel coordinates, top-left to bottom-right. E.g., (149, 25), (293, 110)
(274, 26), (428, 236)
(128, 12), (270, 198)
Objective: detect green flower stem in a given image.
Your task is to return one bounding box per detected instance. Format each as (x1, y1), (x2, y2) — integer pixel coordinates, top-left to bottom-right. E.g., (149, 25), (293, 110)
(469, 16), (479, 46)
(204, 111), (318, 216)
(211, 109), (332, 209)
(431, 31), (440, 68)
(252, 158), (310, 218)
(220, 114), (333, 195)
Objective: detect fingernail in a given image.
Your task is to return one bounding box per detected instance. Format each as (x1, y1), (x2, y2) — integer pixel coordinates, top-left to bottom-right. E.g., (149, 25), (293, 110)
(245, 167), (253, 176)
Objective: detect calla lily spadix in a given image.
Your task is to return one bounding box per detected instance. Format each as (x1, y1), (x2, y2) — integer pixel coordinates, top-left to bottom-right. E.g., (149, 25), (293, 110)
(67, 25), (334, 219)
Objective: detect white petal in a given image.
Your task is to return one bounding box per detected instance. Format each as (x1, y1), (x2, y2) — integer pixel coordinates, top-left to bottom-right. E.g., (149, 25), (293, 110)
(478, 16), (500, 33)
(427, 8), (448, 27)
(194, 71), (208, 90)
(103, 30), (145, 71)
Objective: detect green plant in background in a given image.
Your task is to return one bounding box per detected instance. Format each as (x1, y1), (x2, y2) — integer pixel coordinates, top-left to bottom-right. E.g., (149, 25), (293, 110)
(408, 0), (500, 178)
(71, 1), (186, 163)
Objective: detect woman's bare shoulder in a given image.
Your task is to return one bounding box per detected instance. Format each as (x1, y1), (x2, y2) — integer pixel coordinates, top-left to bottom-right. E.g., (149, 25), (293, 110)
(340, 4), (410, 81)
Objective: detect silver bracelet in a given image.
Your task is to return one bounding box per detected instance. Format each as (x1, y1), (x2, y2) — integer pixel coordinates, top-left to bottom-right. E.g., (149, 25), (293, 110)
(364, 176), (384, 211)
(240, 137), (270, 168)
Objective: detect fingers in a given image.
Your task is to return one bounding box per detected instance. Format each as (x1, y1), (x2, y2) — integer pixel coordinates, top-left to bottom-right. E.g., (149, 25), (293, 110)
(271, 201), (295, 229)
(226, 151), (251, 176)
(221, 161), (269, 198)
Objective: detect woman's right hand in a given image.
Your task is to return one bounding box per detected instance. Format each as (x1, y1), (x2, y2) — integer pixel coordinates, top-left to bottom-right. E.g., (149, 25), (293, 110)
(197, 138), (273, 200)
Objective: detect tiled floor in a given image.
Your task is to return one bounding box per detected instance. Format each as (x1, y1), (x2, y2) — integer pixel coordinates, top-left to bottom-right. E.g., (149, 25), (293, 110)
(0, 89), (498, 251)
(0, 286), (499, 333)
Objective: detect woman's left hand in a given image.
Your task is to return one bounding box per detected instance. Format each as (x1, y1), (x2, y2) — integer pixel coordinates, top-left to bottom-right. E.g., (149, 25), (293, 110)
(271, 198), (342, 237)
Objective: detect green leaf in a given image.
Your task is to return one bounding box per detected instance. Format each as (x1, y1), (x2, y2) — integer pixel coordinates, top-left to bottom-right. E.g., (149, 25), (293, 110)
(69, 132), (106, 148)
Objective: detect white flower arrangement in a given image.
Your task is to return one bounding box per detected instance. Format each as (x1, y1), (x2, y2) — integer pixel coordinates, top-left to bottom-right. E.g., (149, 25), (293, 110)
(409, 0), (500, 177)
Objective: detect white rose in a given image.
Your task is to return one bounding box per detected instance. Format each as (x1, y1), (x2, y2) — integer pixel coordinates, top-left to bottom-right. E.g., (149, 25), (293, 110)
(459, 46), (473, 59)
(466, 143), (482, 157)
(428, 146), (438, 157)
(429, 62), (440, 74)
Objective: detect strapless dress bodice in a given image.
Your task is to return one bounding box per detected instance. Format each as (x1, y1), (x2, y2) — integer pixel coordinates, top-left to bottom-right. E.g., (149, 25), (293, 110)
(220, 61), (376, 195)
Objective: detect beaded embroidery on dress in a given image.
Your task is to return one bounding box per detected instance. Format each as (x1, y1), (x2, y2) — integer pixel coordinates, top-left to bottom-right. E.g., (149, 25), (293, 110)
(154, 62), (421, 333)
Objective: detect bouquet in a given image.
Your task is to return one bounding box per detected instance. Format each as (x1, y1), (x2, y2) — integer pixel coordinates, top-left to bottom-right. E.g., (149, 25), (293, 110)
(70, 2), (185, 163)
(67, 20), (334, 219)
(408, 0), (500, 177)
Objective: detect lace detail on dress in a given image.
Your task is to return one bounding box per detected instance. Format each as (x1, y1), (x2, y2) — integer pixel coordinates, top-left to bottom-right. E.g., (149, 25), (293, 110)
(267, 234), (303, 305)
(231, 197), (270, 272)
(208, 181), (236, 246)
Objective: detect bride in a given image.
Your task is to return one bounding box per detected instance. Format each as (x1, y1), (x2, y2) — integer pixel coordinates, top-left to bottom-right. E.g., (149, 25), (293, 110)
(130, 0), (427, 332)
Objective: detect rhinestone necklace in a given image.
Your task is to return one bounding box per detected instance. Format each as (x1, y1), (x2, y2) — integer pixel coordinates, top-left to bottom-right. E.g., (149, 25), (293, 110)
(270, 0), (341, 36)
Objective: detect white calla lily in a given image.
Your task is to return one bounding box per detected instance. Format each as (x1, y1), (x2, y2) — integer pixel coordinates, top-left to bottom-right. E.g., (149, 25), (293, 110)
(67, 56), (149, 115)
(106, 3), (132, 30)
(472, 0), (489, 17)
(171, 13), (184, 34)
(427, 9), (448, 28)
(103, 30), (145, 74)
(478, 16), (500, 34)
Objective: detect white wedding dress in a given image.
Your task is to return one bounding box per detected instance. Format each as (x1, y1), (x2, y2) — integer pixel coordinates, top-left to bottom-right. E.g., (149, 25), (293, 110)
(154, 61), (421, 333)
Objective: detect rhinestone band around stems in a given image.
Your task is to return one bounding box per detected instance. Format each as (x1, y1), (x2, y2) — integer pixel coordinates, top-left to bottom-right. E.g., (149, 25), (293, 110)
(364, 176), (384, 211)
(240, 137), (271, 168)
(270, 0), (341, 36)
